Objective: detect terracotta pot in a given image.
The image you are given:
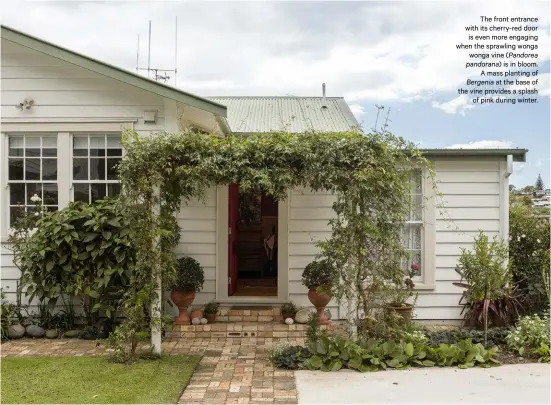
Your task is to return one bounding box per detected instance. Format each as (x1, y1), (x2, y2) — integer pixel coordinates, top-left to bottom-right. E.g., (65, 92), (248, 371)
(170, 290), (196, 325)
(282, 313), (295, 322)
(206, 313), (216, 324)
(307, 288), (332, 325)
(387, 304), (414, 322)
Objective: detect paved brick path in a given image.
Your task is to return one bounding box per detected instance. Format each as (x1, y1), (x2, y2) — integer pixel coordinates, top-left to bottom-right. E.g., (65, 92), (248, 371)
(1, 337), (302, 404)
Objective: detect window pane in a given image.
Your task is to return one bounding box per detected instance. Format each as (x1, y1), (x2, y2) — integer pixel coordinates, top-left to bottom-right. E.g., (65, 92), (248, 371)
(74, 136), (88, 149)
(90, 184), (106, 202)
(26, 148), (40, 157)
(90, 158), (105, 180)
(42, 184), (58, 205)
(10, 184), (25, 205)
(26, 136), (40, 148)
(411, 194), (423, 221)
(107, 158), (121, 180)
(73, 149), (87, 157)
(9, 136), (24, 149)
(42, 137), (57, 148)
(107, 183), (121, 197)
(10, 207), (25, 226)
(73, 158), (89, 180)
(107, 136), (121, 148)
(42, 149), (57, 157)
(74, 183), (89, 203)
(42, 159), (57, 180)
(8, 158), (24, 180)
(90, 136), (105, 149)
(90, 149), (106, 157)
(9, 147), (23, 157)
(25, 158), (40, 180)
(26, 183), (42, 204)
(107, 148), (123, 157)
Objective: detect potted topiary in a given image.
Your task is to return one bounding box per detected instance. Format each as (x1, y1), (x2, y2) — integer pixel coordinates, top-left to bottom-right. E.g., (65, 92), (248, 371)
(387, 264), (419, 322)
(301, 259), (336, 325)
(203, 301), (220, 324)
(170, 257), (205, 325)
(280, 302), (297, 322)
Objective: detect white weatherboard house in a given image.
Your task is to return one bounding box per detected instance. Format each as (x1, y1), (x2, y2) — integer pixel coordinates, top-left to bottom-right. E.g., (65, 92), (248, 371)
(0, 26), (527, 323)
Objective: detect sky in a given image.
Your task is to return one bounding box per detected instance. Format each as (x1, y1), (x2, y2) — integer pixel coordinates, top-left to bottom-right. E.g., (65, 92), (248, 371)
(1, 0), (549, 188)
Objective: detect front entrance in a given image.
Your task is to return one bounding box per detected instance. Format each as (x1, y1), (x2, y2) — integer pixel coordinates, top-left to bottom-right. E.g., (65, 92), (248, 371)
(228, 184), (278, 297)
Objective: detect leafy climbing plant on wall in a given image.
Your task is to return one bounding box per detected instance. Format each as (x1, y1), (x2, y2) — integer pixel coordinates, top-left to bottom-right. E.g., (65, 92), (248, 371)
(114, 129), (440, 361)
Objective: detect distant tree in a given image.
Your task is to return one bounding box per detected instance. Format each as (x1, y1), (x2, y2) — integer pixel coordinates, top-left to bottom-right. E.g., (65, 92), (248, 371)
(536, 174), (544, 191)
(509, 184), (516, 192)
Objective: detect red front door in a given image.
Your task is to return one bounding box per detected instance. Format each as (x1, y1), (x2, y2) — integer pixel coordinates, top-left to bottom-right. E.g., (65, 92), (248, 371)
(228, 184), (239, 295)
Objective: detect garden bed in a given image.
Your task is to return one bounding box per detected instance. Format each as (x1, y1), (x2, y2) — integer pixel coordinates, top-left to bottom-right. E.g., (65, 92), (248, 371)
(1, 355), (200, 404)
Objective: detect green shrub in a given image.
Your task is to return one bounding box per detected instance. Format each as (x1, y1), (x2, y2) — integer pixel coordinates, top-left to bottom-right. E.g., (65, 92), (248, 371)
(171, 257), (204, 292)
(506, 314), (550, 362)
(281, 302), (298, 315)
(509, 204), (550, 314)
(305, 334), (500, 372)
(9, 198), (134, 325)
(427, 327), (510, 348)
(267, 343), (310, 370)
(203, 301), (219, 315)
(301, 260), (336, 290)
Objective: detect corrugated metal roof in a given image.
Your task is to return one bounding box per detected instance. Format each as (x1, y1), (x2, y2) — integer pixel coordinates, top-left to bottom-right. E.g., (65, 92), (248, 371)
(207, 97), (359, 133)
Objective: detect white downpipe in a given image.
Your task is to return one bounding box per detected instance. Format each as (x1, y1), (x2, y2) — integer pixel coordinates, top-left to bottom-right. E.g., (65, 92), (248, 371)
(151, 185), (162, 355)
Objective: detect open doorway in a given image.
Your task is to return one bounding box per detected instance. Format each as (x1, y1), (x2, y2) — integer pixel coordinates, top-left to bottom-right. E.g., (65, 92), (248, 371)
(228, 184), (278, 296)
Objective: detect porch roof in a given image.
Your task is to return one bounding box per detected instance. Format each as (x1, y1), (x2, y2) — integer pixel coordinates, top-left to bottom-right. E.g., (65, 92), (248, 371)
(419, 148), (528, 162)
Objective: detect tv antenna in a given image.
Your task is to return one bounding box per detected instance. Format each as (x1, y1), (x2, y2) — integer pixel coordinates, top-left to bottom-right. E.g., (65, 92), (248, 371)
(136, 18), (178, 85)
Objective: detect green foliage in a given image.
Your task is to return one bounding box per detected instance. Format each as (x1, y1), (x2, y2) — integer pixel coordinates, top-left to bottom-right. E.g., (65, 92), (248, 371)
(427, 327), (510, 348)
(306, 311), (321, 342)
(8, 198), (134, 325)
(115, 129), (435, 348)
(305, 335), (500, 372)
(506, 313), (550, 362)
(203, 301), (220, 315)
(267, 343), (310, 369)
(389, 264), (419, 306)
(301, 260), (336, 290)
(171, 257), (204, 292)
(454, 232), (519, 344)
(281, 302), (298, 315)
(509, 204), (550, 314)
(1, 291), (16, 339)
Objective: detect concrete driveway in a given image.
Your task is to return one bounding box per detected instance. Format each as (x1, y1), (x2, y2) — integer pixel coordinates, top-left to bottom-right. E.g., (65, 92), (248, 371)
(295, 363), (550, 404)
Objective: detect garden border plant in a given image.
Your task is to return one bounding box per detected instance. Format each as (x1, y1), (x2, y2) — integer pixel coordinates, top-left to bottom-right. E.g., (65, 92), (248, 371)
(108, 128), (445, 361)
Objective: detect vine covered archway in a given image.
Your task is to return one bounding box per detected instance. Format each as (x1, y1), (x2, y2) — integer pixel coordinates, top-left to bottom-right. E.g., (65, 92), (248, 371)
(113, 129), (435, 359)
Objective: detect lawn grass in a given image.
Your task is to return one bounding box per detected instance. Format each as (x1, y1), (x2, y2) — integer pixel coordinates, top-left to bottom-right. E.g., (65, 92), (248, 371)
(1, 355), (200, 404)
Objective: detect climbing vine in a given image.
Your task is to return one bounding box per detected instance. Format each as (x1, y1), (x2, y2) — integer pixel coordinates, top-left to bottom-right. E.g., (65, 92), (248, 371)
(114, 129), (439, 359)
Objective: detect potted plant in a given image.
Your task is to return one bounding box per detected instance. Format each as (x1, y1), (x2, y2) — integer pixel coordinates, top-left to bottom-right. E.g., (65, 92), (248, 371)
(280, 302), (297, 322)
(301, 259), (336, 325)
(203, 301), (220, 323)
(387, 264), (419, 322)
(170, 257), (205, 325)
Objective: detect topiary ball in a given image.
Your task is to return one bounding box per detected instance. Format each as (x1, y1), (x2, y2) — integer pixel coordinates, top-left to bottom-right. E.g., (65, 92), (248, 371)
(200, 318), (208, 325)
(191, 317), (200, 325)
(285, 317), (294, 325)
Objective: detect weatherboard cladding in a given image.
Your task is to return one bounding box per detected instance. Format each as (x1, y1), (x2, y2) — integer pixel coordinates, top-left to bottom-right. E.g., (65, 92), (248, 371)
(207, 97), (359, 133)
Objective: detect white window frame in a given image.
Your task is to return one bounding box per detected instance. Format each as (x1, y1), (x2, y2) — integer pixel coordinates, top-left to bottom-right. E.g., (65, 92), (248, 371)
(70, 133), (123, 203)
(416, 167), (436, 289)
(5, 133), (60, 228)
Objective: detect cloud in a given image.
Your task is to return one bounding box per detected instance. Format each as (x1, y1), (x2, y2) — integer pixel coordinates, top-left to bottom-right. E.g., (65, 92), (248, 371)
(348, 103), (366, 119)
(447, 140), (515, 149)
(432, 95), (473, 115)
(0, 1), (548, 105)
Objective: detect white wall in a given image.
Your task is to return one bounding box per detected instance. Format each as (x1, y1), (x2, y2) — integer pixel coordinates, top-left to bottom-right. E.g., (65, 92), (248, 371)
(286, 159), (506, 322)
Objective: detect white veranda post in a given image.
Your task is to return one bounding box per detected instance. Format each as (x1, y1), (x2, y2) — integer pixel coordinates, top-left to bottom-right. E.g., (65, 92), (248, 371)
(151, 185), (162, 355)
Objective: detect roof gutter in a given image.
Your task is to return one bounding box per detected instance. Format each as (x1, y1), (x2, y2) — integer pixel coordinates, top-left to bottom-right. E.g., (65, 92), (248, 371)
(418, 148), (527, 162)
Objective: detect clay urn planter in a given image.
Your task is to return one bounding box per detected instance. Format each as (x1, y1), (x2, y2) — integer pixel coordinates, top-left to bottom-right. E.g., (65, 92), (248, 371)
(171, 290), (196, 325)
(203, 301), (220, 324)
(386, 303), (414, 322)
(170, 256), (205, 325)
(307, 288), (332, 325)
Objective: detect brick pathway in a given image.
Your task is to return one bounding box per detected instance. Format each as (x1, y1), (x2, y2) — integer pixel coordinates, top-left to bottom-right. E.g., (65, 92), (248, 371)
(1, 337), (302, 405)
